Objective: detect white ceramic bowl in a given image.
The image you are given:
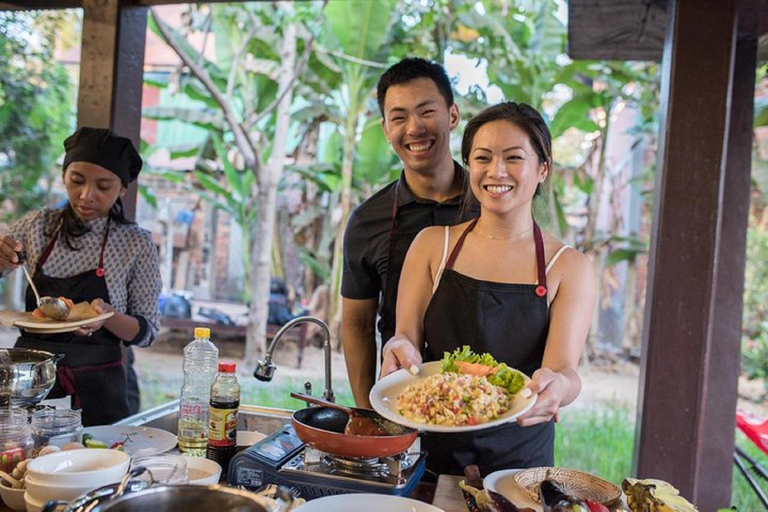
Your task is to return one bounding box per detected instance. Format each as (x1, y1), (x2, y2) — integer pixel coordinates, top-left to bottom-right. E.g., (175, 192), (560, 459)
(23, 491), (47, 512)
(236, 431), (266, 448)
(27, 448), (129, 486)
(0, 480), (26, 511)
(24, 474), (108, 504)
(180, 456), (222, 485)
(294, 494), (443, 512)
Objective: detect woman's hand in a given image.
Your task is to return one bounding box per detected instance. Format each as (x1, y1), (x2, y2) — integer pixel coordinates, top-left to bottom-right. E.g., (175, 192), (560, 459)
(380, 337), (422, 378)
(516, 367), (568, 427)
(75, 298), (115, 337)
(0, 236), (23, 272)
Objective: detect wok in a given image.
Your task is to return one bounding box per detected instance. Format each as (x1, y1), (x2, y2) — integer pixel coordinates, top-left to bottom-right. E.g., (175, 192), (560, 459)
(291, 406), (418, 459)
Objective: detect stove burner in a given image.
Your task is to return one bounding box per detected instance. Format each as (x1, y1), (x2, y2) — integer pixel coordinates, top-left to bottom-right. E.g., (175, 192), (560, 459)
(328, 455), (382, 474)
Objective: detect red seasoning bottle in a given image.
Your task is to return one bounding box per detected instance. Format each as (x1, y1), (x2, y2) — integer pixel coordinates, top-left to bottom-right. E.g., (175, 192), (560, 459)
(206, 362), (240, 471)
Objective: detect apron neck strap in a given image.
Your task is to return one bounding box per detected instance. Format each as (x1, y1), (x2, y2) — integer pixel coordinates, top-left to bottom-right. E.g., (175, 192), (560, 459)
(39, 217), (111, 277)
(445, 217), (549, 297)
(445, 218), (478, 269)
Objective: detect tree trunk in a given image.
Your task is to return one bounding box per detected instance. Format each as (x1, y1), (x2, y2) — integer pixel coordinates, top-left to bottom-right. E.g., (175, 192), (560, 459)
(244, 6), (298, 369)
(329, 124), (356, 343)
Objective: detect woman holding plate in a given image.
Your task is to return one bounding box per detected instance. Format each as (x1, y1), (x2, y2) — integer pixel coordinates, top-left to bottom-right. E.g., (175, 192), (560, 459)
(0, 127), (162, 426)
(380, 102), (597, 476)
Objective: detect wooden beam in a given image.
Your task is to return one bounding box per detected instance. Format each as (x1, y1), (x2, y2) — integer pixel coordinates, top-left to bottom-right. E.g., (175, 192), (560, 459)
(0, 0), (81, 9)
(634, 0), (742, 505)
(77, 0), (147, 220)
(568, 0), (667, 61)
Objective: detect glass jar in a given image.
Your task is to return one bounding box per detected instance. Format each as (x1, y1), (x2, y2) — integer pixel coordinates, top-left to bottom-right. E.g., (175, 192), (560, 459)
(0, 408), (33, 473)
(131, 454), (189, 485)
(31, 408), (82, 452)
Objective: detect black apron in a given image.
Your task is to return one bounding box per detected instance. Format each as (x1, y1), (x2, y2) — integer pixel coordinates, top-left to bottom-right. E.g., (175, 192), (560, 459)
(380, 183), (419, 343)
(15, 220), (130, 426)
(421, 218), (555, 476)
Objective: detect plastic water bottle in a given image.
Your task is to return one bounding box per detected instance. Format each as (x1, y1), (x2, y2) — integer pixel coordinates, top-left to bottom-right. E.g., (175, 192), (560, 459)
(177, 327), (219, 456)
(206, 362), (240, 471)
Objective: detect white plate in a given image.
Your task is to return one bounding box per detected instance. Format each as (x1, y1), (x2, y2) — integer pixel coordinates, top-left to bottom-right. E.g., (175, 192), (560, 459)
(369, 361), (537, 433)
(294, 493), (444, 512)
(483, 469), (543, 510)
(15, 311), (114, 333)
(82, 426), (177, 456)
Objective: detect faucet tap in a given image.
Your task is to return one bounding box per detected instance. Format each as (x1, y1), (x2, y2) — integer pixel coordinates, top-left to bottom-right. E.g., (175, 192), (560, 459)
(253, 315), (335, 402)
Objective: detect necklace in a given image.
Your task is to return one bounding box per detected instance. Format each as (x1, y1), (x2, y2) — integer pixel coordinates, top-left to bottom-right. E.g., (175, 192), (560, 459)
(475, 225), (533, 240)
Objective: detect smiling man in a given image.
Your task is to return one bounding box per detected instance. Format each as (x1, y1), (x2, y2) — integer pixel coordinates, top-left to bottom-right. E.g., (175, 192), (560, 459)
(341, 58), (479, 408)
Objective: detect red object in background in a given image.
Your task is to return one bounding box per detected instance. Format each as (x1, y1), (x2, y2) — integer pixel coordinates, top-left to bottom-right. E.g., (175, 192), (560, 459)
(736, 409), (768, 456)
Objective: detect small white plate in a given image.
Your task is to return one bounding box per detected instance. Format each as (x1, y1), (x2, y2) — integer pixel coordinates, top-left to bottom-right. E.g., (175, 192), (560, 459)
(369, 361), (537, 433)
(294, 493), (443, 512)
(482, 468), (544, 510)
(15, 311), (114, 334)
(82, 426), (177, 456)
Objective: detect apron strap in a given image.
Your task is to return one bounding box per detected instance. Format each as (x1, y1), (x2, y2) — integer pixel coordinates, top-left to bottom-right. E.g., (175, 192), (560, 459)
(38, 218), (111, 277)
(533, 222), (547, 297)
(445, 218), (478, 269)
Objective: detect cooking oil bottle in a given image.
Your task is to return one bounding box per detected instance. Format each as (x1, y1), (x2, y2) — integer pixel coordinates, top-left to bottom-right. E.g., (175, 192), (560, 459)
(206, 362), (240, 471)
(177, 327), (219, 456)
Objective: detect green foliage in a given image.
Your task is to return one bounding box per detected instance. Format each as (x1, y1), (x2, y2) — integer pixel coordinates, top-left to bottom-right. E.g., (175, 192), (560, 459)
(0, 12), (72, 220)
(742, 224), (768, 385)
(555, 406), (634, 486)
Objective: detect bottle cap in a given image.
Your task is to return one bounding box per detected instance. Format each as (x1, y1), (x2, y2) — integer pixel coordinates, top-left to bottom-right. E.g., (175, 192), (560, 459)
(219, 362), (236, 372)
(194, 327), (211, 338)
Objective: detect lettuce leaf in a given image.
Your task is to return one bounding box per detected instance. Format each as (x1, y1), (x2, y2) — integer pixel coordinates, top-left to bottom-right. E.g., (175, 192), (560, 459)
(440, 345), (526, 394)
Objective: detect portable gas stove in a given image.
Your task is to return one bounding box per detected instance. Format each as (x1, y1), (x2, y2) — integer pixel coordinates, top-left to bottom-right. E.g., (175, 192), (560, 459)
(227, 424), (427, 500)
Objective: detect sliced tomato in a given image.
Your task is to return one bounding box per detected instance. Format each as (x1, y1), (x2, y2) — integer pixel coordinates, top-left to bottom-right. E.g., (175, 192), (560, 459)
(467, 417), (479, 426)
(585, 499), (609, 512)
(31, 309), (46, 320)
(454, 361), (497, 376)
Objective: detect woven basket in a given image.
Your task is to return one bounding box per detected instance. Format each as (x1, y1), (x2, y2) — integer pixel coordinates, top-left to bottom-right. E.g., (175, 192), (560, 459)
(512, 467), (622, 505)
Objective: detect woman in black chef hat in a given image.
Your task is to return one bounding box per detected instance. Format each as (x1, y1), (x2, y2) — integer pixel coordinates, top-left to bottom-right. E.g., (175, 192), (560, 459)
(0, 127), (162, 426)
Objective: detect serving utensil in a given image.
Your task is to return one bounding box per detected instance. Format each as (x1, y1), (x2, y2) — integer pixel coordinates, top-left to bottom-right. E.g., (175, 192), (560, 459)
(15, 251), (70, 321)
(290, 392), (397, 436)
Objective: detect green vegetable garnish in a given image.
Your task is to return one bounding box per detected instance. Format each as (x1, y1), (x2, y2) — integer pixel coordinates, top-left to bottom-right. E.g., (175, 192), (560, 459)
(441, 345), (526, 394)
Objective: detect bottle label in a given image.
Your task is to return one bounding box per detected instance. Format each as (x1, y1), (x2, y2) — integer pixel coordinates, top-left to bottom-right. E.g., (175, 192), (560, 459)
(208, 407), (238, 447)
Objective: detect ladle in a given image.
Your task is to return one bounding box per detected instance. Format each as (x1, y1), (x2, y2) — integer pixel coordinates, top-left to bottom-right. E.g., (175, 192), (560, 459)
(16, 252), (70, 321)
(290, 392), (395, 437)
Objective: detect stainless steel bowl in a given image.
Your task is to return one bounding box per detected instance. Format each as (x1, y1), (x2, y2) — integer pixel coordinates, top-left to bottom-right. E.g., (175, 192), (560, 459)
(60, 484), (280, 512)
(0, 348), (62, 407)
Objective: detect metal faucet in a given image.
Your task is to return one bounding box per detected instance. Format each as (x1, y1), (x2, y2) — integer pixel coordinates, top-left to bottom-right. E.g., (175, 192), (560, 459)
(253, 315), (335, 402)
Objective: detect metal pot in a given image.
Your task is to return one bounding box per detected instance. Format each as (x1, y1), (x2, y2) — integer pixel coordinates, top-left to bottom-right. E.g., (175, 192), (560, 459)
(292, 406), (418, 458)
(0, 348), (63, 407)
(55, 483), (286, 512)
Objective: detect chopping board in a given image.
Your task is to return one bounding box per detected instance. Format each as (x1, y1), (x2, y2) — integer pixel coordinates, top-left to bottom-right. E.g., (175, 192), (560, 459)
(0, 302), (114, 333)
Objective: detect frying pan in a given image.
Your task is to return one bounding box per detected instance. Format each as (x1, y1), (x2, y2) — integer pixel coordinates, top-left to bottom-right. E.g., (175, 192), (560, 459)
(291, 406), (418, 458)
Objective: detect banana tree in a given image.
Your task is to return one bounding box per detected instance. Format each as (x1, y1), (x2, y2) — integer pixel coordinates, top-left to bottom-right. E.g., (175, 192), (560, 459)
(313, 0), (397, 335)
(147, 2), (326, 366)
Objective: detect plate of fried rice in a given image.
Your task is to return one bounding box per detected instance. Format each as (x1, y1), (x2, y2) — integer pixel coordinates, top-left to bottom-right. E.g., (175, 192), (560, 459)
(369, 361), (537, 433)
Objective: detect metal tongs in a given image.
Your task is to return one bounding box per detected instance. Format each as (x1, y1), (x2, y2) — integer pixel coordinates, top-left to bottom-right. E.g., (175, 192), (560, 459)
(15, 250), (70, 321)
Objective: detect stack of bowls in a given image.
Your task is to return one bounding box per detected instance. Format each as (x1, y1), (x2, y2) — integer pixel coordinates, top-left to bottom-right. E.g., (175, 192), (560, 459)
(24, 449), (130, 511)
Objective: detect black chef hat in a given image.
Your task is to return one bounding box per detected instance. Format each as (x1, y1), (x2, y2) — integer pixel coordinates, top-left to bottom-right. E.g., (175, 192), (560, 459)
(62, 127), (143, 185)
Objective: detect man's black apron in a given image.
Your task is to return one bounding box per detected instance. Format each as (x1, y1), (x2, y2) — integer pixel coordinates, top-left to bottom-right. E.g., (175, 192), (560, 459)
(420, 218), (555, 476)
(379, 182), (419, 343)
(15, 220), (130, 426)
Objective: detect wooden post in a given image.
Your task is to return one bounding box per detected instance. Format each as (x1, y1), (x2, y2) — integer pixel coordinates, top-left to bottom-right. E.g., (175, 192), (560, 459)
(634, 0), (749, 504)
(78, 0), (147, 220)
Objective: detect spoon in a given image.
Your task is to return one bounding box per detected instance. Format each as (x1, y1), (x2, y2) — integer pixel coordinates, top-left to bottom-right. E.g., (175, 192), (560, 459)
(290, 392), (400, 437)
(15, 251), (70, 321)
